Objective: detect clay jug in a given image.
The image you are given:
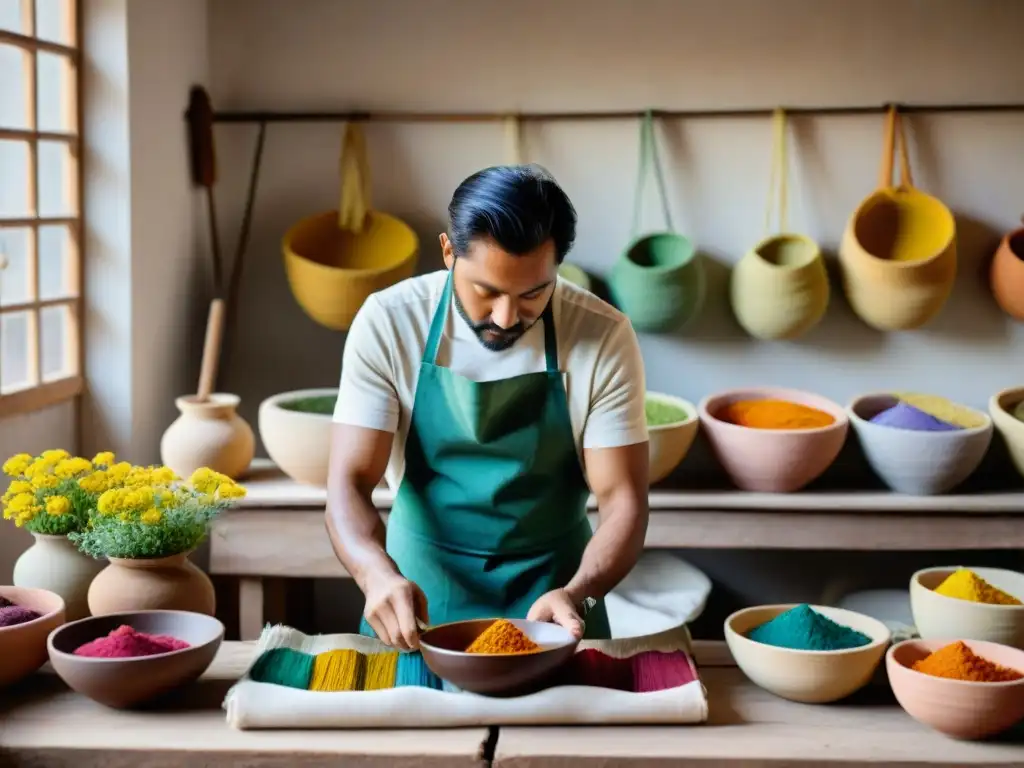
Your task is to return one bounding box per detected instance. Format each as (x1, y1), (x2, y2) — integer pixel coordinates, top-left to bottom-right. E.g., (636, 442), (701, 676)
(990, 224), (1024, 321)
(838, 106), (956, 331)
(731, 109), (829, 340)
(87, 552), (216, 616)
(160, 392), (254, 480)
(12, 533), (105, 621)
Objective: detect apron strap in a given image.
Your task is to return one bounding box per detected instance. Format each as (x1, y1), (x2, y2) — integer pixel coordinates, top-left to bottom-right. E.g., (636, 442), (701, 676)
(423, 269), (561, 372)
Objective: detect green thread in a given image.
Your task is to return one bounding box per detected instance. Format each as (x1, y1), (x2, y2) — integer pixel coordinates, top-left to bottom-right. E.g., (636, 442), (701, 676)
(395, 651), (443, 689)
(250, 647), (316, 689)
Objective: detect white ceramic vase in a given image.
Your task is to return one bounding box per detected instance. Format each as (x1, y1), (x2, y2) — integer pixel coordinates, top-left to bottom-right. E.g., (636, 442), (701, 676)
(12, 533), (106, 621)
(160, 392), (255, 480)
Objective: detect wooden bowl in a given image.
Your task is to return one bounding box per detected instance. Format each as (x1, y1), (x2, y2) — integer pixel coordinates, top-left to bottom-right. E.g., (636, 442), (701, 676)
(887, 638), (1024, 740)
(0, 586), (66, 687)
(418, 618), (578, 696)
(47, 610), (224, 709)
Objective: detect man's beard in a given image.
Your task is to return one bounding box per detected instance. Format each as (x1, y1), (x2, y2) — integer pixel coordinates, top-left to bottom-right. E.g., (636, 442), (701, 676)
(453, 289), (528, 352)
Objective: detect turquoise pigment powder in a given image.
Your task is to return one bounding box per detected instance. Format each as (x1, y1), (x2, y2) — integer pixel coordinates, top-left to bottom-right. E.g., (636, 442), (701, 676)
(746, 604), (871, 651)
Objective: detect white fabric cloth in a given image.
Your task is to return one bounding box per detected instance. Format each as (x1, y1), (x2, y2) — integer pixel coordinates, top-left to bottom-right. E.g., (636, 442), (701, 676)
(334, 270), (648, 491)
(605, 552), (712, 639)
(223, 625), (708, 729)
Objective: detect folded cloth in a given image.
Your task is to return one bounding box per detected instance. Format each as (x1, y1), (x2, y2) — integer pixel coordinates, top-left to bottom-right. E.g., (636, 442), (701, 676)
(224, 624), (708, 729)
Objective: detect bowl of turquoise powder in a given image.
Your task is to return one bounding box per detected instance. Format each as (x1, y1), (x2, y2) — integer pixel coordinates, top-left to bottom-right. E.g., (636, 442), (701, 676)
(258, 388), (338, 487)
(725, 603), (891, 703)
(644, 392), (698, 485)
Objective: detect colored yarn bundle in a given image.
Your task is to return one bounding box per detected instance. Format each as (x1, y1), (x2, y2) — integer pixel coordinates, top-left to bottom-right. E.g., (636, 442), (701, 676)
(933, 568), (1022, 606)
(73, 624), (191, 658)
(912, 641), (1023, 682)
(0, 596), (41, 627)
(891, 393), (987, 429)
(717, 399), (834, 430)
(746, 604), (872, 651)
(869, 402), (960, 432)
(465, 619), (539, 654)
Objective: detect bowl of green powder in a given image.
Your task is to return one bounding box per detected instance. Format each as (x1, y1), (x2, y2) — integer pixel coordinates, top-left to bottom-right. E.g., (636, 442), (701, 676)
(725, 603), (891, 703)
(258, 388), (338, 487)
(644, 392), (698, 485)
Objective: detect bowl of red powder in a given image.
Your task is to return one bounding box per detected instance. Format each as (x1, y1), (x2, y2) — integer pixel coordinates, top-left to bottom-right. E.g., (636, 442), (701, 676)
(887, 637), (1024, 740)
(0, 585), (66, 688)
(46, 609), (224, 708)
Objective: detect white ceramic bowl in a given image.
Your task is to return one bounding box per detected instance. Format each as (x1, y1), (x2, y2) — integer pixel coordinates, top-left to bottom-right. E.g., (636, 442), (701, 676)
(910, 566), (1024, 649)
(724, 603), (891, 703)
(258, 388), (337, 487)
(847, 393), (993, 495)
(887, 638), (1024, 740)
(645, 392), (699, 485)
(989, 386), (1024, 482)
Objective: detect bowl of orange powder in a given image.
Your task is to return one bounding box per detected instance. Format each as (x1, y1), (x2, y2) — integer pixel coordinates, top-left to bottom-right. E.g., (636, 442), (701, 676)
(417, 618), (578, 696)
(887, 637), (1024, 740)
(697, 387), (848, 492)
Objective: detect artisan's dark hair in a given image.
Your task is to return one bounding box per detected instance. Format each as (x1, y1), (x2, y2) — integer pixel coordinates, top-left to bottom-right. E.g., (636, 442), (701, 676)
(447, 165), (577, 264)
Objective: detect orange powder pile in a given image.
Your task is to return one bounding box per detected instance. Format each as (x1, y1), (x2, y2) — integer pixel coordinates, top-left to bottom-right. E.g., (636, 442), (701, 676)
(717, 399), (835, 430)
(465, 619), (540, 655)
(912, 641), (1023, 683)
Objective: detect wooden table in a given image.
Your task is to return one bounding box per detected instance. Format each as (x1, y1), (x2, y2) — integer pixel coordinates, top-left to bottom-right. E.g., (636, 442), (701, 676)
(212, 460), (1024, 640)
(2, 640), (1021, 767)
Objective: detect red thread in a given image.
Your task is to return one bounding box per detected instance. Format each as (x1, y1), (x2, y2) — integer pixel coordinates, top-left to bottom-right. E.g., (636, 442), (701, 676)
(630, 651), (697, 692)
(73, 624), (190, 658)
(557, 648), (635, 690)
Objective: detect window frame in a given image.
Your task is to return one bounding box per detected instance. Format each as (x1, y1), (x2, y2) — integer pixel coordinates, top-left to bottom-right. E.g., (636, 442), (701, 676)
(0, 0), (83, 418)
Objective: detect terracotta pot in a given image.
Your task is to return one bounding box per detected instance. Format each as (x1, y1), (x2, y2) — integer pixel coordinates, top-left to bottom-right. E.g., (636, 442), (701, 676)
(258, 388), (336, 487)
(160, 392), (254, 480)
(87, 552), (216, 616)
(12, 533), (105, 621)
(990, 227), (1024, 321)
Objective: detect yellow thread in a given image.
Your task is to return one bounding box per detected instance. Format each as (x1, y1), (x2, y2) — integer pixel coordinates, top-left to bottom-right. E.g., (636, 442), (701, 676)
(364, 652), (399, 690)
(309, 649), (365, 692)
(764, 107), (788, 235)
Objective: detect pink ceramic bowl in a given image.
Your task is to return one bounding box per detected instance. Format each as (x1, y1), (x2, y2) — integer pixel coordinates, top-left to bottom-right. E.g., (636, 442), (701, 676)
(698, 387), (849, 492)
(0, 585), (66, 687)
(886, 638), (1024, 740)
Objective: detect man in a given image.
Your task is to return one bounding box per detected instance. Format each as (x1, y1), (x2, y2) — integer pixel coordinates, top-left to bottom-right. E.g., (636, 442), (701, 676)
(326, 164), (649, 650)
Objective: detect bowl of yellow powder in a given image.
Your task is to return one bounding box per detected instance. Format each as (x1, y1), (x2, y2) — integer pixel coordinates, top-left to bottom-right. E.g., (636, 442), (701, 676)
(847, 393), (993, 495)
(697, 387), (848, 492)
(887, 637), (1024, 740)
(258, 388), (338, 487)
(988, 386), (1024, 483)
(644, 392), (699, 485)
(910, 566), (1024, 651)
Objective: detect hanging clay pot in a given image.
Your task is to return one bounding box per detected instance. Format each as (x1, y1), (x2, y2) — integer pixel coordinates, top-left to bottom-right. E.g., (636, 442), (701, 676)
(610, 111), (704, 333)
(731, 109), (829, 340)
(838, 106), (956, 331)
(160, 392), (255, 480)
(12, 533), (105, 621)
(87, 552), (216, 617)
(990, 224), (1024, 321)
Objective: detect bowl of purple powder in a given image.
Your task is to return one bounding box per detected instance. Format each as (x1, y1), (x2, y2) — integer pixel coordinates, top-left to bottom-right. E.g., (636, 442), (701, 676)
(0, 585), (66, 688)
(725, 603), (891, 703)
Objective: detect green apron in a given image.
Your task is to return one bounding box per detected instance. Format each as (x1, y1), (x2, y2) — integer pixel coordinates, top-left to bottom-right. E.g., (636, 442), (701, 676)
(359, 270), (610, 640)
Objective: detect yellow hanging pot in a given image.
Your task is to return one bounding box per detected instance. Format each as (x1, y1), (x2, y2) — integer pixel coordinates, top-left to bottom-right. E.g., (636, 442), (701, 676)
(730, 108), (829, 340)
(838, 105), (956, 331)
(282, 123), (419, 331)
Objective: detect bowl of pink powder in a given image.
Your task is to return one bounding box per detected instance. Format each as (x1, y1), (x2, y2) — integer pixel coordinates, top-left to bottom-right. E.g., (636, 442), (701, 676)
(47, 609), (223, 708)
(0, 585), (66, 688)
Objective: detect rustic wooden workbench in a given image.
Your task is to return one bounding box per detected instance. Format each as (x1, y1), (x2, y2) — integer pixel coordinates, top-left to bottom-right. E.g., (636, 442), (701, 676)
(211, 460), (1024, 639)
(2, 640), (1021, 767)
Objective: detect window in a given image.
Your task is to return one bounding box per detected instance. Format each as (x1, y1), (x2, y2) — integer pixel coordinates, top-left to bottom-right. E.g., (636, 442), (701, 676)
(0, 0), (81, 417)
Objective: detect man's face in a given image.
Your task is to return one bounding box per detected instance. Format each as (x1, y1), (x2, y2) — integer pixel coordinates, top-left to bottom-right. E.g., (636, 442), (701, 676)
(441, 233), (557, 351)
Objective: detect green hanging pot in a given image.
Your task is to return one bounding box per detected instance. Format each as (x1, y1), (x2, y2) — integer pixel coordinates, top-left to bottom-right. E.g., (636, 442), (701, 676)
(610, 111), (704, 333)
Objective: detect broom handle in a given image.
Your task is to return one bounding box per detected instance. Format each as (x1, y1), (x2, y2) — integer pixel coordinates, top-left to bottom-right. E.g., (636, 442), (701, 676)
(197, 298), (225, 401)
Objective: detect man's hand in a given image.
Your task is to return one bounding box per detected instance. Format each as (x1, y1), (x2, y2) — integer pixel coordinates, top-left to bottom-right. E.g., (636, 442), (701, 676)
(363, 572), (429, 651)
(527, 588), (585, 639)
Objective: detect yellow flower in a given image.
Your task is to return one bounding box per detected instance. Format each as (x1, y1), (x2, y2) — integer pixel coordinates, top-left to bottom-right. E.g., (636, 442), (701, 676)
(121, 486), (155, 511)
(30, 473), (60, 490)
(106, 462), (132, 482)
(6, 493), (41, 526)
(2, 480), (32, 502)
(216, 482), (247, 499)
(97, 489), (120, 514)
(78, 470), (109, 494)
(41, 449), (70, 463)
(92, 451), (115, 467)
(151, 466), (177, 484)
(2, 453), (33, 477)
(55, 457), (92, 478)
(24, 460), (51, 479)
(46, 496), (71, 516)
(140, 508), (163, 525)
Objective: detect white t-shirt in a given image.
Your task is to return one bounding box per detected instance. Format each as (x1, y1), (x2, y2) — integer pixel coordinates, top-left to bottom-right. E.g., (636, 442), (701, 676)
(334, 269), (649, 491)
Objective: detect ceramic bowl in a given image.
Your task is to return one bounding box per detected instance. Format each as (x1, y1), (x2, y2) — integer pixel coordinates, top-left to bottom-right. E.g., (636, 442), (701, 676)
(724, 604), (891, 703)
(887, 638), (1024, 740)
(910, 566), (1024, 649)
(645, 392), (699, 485)
(258, 388), (337, 487)
(697, 387), (848, 492)
(848, 393), (993, 495)
(418, 618), (579, 696)
(0, 586), (66, 687)
(989, 386), (1024, 482)
(47, 610), (224, 709)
